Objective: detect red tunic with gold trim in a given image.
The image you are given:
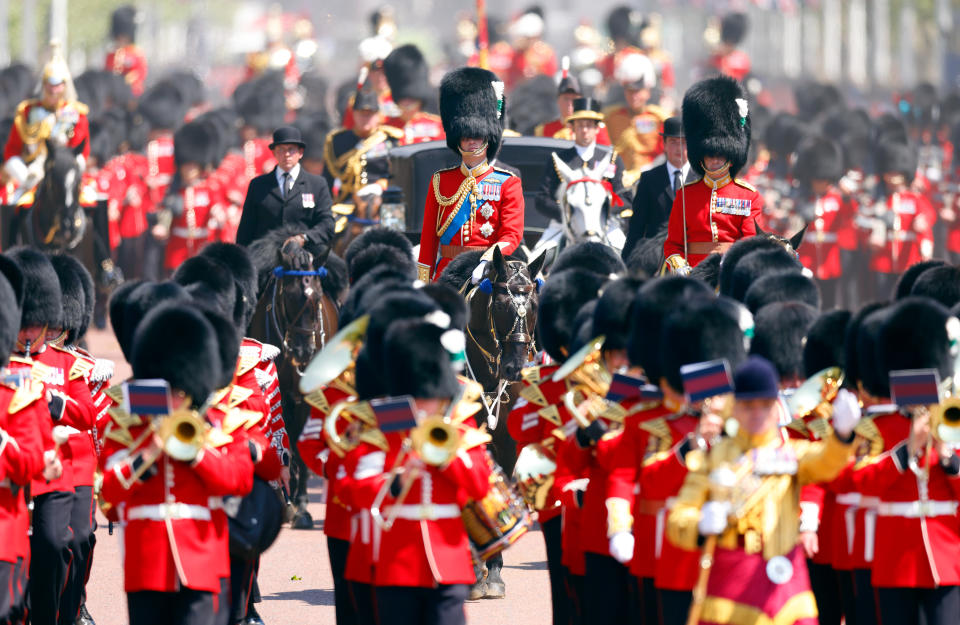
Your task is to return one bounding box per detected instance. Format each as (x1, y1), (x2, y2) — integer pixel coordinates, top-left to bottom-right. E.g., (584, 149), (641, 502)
(534, 119), (612, 146)
(603, 104), (669, 186)
(105, 44), (148, 97)
(796, 189), (857, 281)
(385, 112), (445, 146)
(238, 339), (287, 461)
(242, 138), (277, 182)
(0, 377), (47, 567)
(164, 179), (224, 271)
(145, 134), (175, 207)
(556, 433), (589, 575)
(416, 163), (524, 282)
(663, 176), (762, 270)
(3, 99), (90, 164)
(868, 190), (936, 274)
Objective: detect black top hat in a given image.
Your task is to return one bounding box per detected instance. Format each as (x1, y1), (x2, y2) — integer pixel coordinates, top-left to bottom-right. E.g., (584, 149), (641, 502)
(566, 97), (604, 124)
(352, 89), (381, 112)
(661, 116), (684, 138)
(269, 126), (306, 149)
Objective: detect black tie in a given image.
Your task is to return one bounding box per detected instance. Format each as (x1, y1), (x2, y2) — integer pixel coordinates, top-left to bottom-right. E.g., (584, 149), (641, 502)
(673, 169), (682, 192)
(282, 172), (291, 199)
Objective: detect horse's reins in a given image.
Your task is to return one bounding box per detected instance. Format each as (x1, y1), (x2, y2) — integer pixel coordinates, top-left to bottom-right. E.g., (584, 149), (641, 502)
(269, 265), (329, 374)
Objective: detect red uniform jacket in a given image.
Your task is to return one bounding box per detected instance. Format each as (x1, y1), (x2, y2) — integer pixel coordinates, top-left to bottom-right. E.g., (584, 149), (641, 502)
(3, 100), (90, 163)
(0, 379), (47, 565)
(534, 119), (611, 146)
(580, 427), (625, 557)
(797, 189), (858, 281)
(373, 436), (491, 588)
(58, 347), (110, 487)
(556, 433), (589, 575)
(786, 412), (838, 567)
(417, 164), (524, 281)
(868, 190), (936, 274)
(385, 112), (445, 146)
(663, 177), (762, 268)
(105, 44), (148, 96)
(710, 50), (751, 81)
(99, 406), (254, 593)
(238, 339), (287, 463)
(145, 134), (175, 208)
(242, 138), (277, 181)
(164, 180), (224, 271)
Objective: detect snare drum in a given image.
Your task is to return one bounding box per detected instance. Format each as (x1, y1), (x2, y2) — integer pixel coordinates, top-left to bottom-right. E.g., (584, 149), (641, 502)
(461, 460), (532, 560)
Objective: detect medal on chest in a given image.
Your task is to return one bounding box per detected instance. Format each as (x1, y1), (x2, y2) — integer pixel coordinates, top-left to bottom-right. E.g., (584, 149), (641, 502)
(714, 196), (752, 217)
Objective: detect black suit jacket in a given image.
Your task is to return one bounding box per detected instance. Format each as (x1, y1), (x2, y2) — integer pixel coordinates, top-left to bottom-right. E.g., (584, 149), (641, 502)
(622, 162), (684, 260)
(236, 166), (335, 255)
(535, 145), (630, 221)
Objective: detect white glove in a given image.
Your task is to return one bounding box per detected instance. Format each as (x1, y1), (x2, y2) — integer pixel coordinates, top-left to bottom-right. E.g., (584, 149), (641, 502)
(471, 260), (489, 284)
(609, 532), (634, 564)
(357, 183), (383, 198)
(3, 156), (28, 185)
(831, 388), (861, 439)
(698, 501), (731, 536)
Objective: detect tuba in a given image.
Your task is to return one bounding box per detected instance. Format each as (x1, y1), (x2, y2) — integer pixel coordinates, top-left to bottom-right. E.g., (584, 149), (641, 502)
(512, 442), (558, 511)
(786, 367), (844, 420)
(299, 315), (368, 394)
(551, 336), (614, 427)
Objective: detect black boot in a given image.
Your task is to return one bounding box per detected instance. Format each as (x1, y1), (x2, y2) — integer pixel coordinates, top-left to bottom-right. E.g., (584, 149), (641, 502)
(76, 604), (96, 625)
(244, 605), (265, 625)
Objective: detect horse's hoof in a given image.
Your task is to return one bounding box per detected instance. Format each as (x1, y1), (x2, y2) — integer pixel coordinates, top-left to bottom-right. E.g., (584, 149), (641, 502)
(484, 581), (505, 599)
(468, 580), (487, 601)
(291, 510), (314, 529)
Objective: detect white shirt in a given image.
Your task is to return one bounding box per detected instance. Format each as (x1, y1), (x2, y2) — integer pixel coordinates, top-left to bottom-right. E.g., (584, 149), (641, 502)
(276, 164), (301, 197)
(575, 142), (596, 163)
(666, 161), (689, 190)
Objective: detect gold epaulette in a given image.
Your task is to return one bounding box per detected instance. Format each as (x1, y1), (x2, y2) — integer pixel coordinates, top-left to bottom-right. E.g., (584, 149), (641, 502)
(222, 408), (264, 435)
(853, 416), (884, 462)
(639, 416), (671, 440)
(461, 425), (493, 450)
(502, 129), (521, 138)
(236, 347), (261, 377)
(807, 417), (833, 440)
(537, 404), (562, 427)
(104, 406), (144, 447)
(68, 356), (94, 381)
(601, 401), (627, 423)
(734, 178), (757, 192)
(104, 384), (124, 405)
(453, 400), (483, 425)
(626, 400), (663, 416)
(26, 360), (53, 384)
(644, 103), (671, 120)
(69, 100), (90, 116)
(8, 379), (44, 413)
(303, 388), (331, 414)
(380, 125), (404, 140)
(493, 165), (517, 177)
(785, 419), (809, 437)
(533, 122), (547, 137)
(601, 104), (625, 117)
(358, 427), (389, 451)
(227, 385), (254, 409)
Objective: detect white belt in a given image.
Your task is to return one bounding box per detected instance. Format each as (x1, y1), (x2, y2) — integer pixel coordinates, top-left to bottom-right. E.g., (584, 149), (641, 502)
(887, 231), (917, 241)
(384, 503), (460, 521)
(877, 500), (958, 518)
(861, 496), (880, 508)
(836, 493), (862, 506)
(170, 227), (209, 239)
(126, 497), (222, 522)
(806, 232), (839, 243)
(60, 425), (86, 437)
(654, 497), (678, 559)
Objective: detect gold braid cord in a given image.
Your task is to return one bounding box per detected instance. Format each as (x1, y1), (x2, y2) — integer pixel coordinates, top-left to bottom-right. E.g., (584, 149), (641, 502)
(324, 130), (387, 199)
(434, 172), (478, 238)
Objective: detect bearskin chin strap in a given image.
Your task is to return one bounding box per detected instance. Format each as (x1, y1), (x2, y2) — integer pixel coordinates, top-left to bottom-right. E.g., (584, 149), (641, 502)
(458, 142), (488, 157)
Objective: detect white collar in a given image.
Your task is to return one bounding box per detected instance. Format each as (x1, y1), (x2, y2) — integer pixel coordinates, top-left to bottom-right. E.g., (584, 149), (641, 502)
(666, 160), (688, 180)
(276, 163), (301, 186)
(575, 142), (596, 162)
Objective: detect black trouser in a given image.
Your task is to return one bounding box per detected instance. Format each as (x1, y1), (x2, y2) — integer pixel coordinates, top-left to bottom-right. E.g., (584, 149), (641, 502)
(632, 576), (657, 625)
(838, 569), (857, 625)
(327, 536), (356, 625)
(374, 584), (468, 625)
(566, 573), (584, 625)
(583, 552), (631, 625)
(875, 272), (900, 302)
(0, 557), (28, 625)
(541, 517), (568, 625)
(657, 588), (692, 625)
(229, 556), (257, 624)
(142, 233), (164, 281)
(807, 560), (841, 625)
(876, 585), (960, 625)
(28, 490), (74, 625)
(60, 486), (95, 625)
(851, 568), (878, 625)
(127, 578), (230, 625)
(352, 581), (376, 625)
(117, 234), (147, 281)
(816, 277), (842, 310)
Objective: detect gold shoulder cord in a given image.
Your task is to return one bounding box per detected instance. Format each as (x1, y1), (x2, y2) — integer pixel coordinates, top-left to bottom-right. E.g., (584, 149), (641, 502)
(433, 173), (478, 237)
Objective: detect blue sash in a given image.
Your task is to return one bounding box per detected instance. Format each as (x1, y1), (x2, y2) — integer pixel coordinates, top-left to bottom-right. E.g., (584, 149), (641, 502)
(438, 171), (509, 245)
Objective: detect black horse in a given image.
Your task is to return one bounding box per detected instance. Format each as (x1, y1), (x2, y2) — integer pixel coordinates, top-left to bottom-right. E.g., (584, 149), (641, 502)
(248, 225), (346, 529)
(30, 139), (88, 251)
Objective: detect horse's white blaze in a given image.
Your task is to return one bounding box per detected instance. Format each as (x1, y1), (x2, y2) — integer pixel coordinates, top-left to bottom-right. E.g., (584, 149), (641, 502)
(63, 169), (76, 207)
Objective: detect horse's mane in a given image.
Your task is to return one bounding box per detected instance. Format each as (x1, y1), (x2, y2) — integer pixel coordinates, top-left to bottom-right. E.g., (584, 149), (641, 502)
(625, 226), (668, 276)
(246, 223), (348, 298)
(437, 250), (528, 291)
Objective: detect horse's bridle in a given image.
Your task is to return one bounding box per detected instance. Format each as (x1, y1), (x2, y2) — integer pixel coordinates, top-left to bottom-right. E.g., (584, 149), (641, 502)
(269, 265), (329, 375)
(466, 261), (537, 379)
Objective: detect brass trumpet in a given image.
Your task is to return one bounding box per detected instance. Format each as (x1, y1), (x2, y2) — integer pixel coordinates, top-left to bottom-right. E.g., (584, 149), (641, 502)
(156, 410), (207, 462)
(410, 417), (461, 467)
(931, 397), (960, 446)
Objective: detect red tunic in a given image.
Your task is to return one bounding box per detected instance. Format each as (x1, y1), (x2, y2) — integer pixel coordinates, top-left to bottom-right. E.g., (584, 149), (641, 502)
(164, 180), (223, 271)
(797, 189), (858, 281)
(238, 339), (287, 462)
(533, 119), (612, 146)
(385, 112), (445, 146)
(416, 164), (524, 282)
(145, 134), (175, 207)
(663, 177), (762, 268)
(710, 50), (752, 81)
(105, 44), (148, 97)
(3, 100), (90, 164)
(868, 190), (936, 274)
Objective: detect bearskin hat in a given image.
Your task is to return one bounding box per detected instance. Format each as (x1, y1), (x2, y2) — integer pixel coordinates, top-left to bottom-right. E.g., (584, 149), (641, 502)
(593, 277), (642, 352)
(348, 243), (415, 285)
(0, 272), (18, 368)
(879, 297), (954, 383)
(110, 5), (138, 41)
(0, 255), (25, 310)
(627, 276), (713, 381)
(344, 226), (413, 272)
(538, 268), (608, 362)
(5, 248), (62, 329)
(356, 291), (440, 400)
(793, 82), (844, 123)
(744, 272), (821, 314)
(339, 266), (415, 326)
(383, 318), (462, 400)
(421, 282), (469, 331)
(840, 132), (872, 174)
(198, 243), (258, 330)
(908, 83), (939, 129)
(729, 248), (803, 303)
(200, 308), (241, 391)
(894, 260), (945, 300)
(552, 241), (627, 277)
(690, 253), (722, 290)
(661, 297), (748, 394)
(793, 135), (844, 185)
(910, 265), (960, 309)
(822, 108), (872, 142)
(876, 139), (918, 182)
(137, 81), (186, 131)
(803, 309), (851, 378)
(607, 5), (642, 44)
(683, 76), (751, 177)
(116, 281), (191, 361)
(720, 12), (749, 46)
(843, 302), (887, 394)
(108, 279), (143, 358)
(856, 307), (892, 399)
(873, 113), (909, 146)
(763, 113), (810, 158)
(173, 120), (218, 168)
(131, 304), (221, 408)
(718, 236), (783, 297)
(234, 72), (287, 135)
(750, 302), (818, 382)
(49, 254), (94, 345)
(439, 67), (505, 161)
(173, 256), (237, 321)
(383, 44), (433, 104)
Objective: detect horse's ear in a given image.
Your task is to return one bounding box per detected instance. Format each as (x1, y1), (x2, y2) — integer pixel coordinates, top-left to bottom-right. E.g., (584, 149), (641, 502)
(753, 219), (767, 237)
(491, 244), (507, 279)
(789, 224), (808, 252)
(592, 152), (613, 178)
(527, 250), (547, 280)
(73, 138), (87, 158)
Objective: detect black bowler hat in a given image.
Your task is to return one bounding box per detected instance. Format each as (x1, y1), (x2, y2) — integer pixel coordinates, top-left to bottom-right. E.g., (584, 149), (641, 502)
(268, 126), (306, 150)
(733, 356), (780, 400)
(661, 117), (684, 138)
(566, 97), (604, 124)
(352, 89), (381, 112)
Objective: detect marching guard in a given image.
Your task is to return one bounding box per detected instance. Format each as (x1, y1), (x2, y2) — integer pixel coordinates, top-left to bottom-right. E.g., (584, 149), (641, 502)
(416, 67), (524, 282)
(382, 45), (445, 145)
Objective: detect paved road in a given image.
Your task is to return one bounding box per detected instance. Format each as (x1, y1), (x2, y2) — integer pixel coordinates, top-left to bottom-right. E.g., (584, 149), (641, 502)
(82, 327), (553, 624)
